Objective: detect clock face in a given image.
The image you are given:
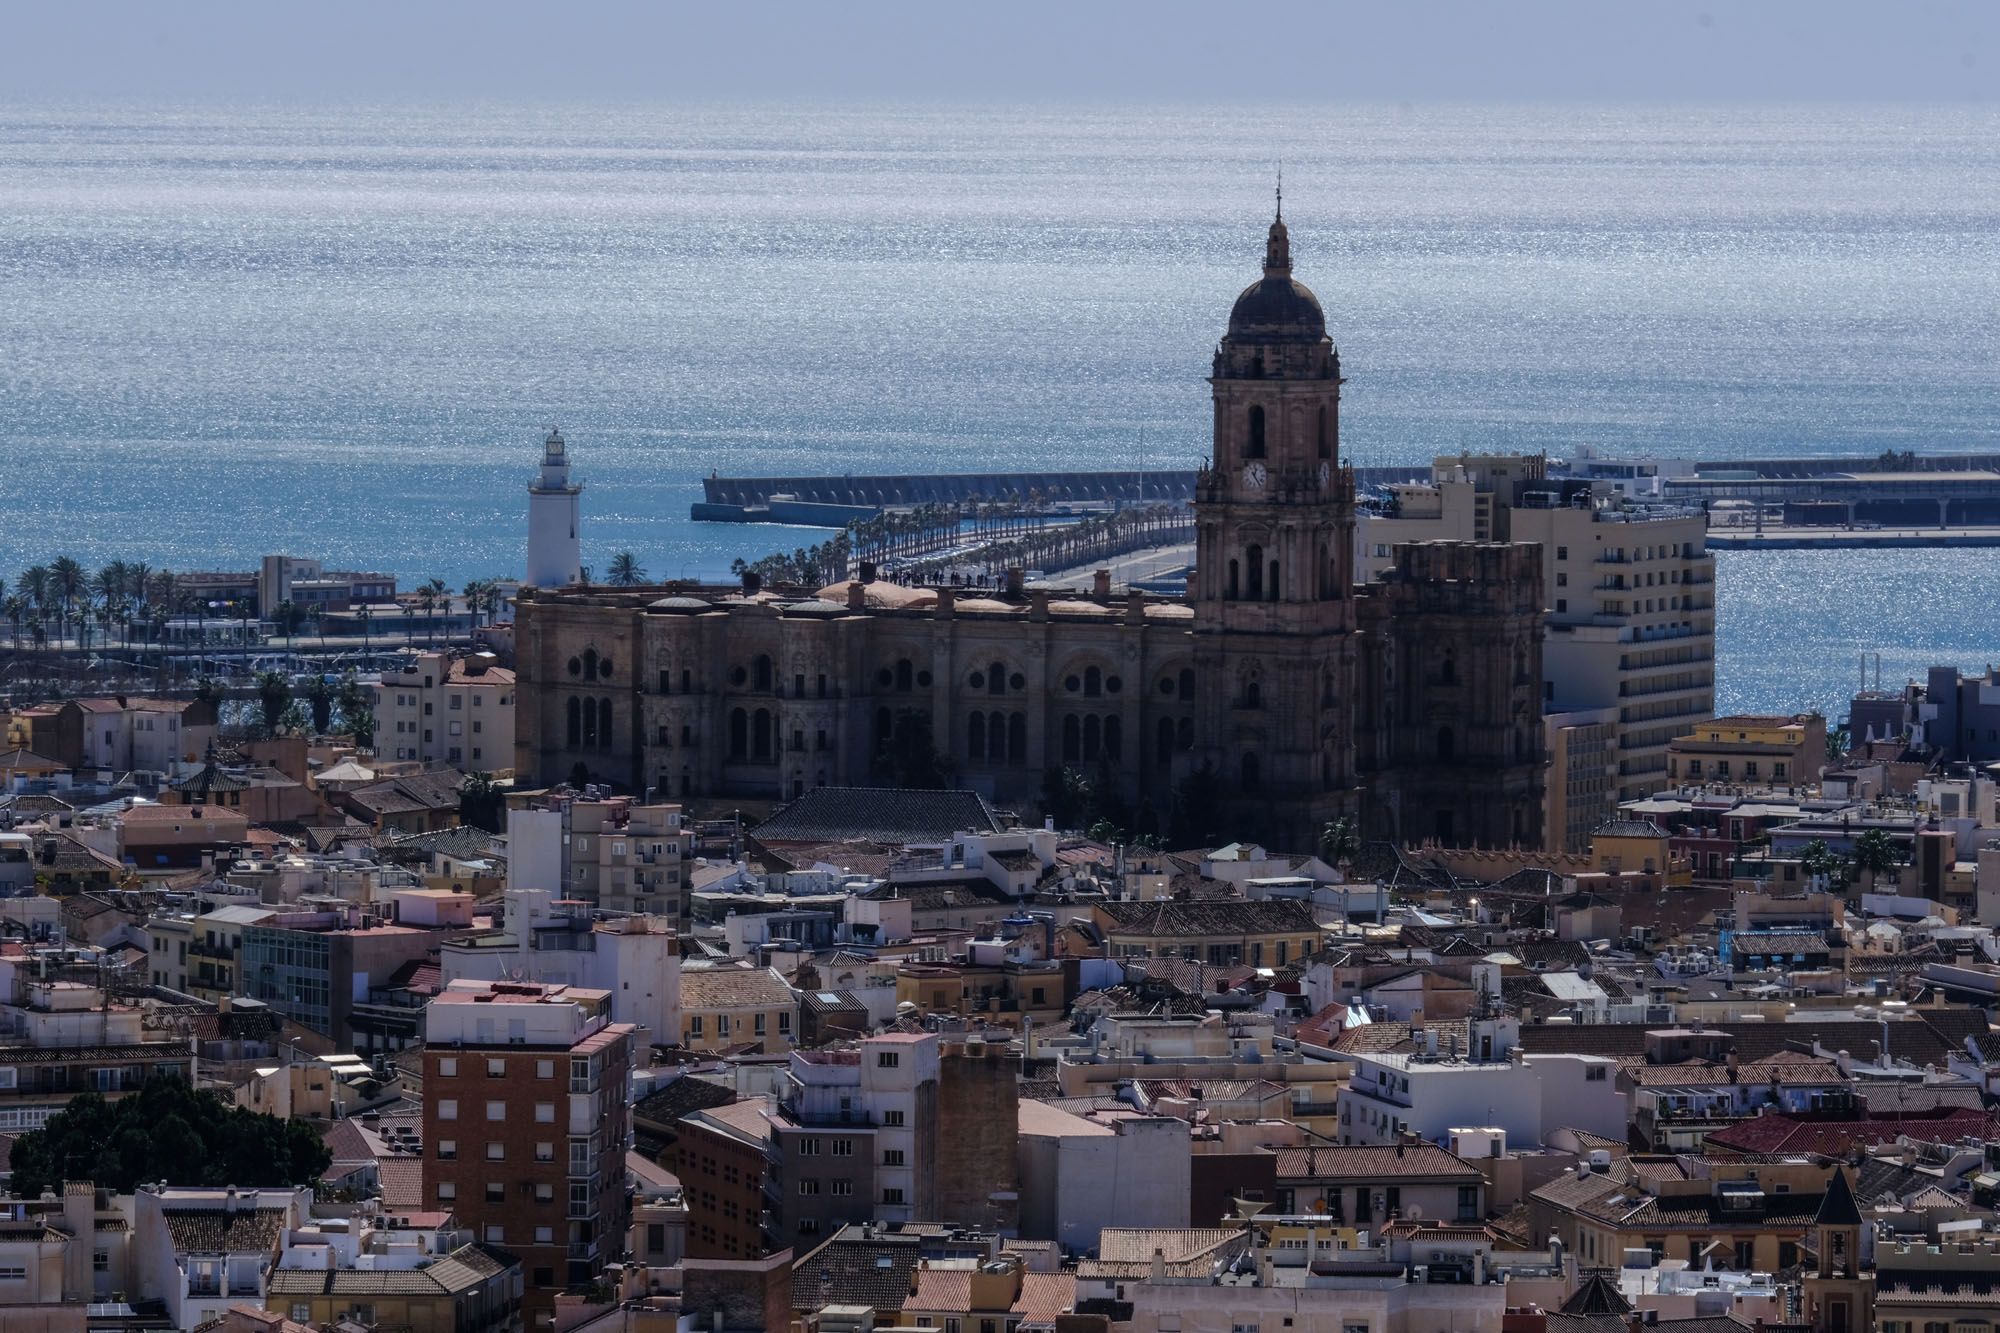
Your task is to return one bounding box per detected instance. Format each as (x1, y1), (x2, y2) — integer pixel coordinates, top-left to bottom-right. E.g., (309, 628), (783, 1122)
(1242, 460), (1267, 491)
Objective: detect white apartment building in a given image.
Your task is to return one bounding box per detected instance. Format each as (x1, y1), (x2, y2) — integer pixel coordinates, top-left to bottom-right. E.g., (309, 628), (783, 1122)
(1335, 1048), (1625, 1149)
(506, 799), (690, 925)
(72, 696), (217, 773)
(1358, 455), (1715, 808)
(132, 1185), (312, 1331)
(439, 887), (679, 1050)
(375, 650), (516, 770)
(776, 1032), (940, 1223)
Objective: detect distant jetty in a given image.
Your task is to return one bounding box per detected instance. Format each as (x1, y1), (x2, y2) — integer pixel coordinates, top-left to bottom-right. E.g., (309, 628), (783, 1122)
(692, 466), (1426, 523)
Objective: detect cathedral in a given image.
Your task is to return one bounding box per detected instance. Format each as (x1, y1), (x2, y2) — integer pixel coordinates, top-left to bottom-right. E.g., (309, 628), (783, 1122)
(514, 209), (1547, 849)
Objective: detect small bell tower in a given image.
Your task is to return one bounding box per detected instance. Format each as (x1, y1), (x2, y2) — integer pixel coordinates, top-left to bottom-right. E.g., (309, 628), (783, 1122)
(1804, 1166), (1874, 1333)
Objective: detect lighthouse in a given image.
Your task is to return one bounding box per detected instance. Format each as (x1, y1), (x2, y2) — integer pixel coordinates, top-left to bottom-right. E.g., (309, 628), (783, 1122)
(526, 427), (583, 588)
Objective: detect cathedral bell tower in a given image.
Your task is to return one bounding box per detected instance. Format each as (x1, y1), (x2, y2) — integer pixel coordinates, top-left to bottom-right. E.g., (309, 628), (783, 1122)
(1189, 197), (1361, 845)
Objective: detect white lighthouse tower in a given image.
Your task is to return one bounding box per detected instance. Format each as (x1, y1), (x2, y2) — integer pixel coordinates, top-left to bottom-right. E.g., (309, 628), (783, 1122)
(525, 427), (583, 588)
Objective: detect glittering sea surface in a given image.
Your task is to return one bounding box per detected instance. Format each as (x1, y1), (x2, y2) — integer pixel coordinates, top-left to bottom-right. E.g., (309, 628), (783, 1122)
(4, 102), (1998, 717)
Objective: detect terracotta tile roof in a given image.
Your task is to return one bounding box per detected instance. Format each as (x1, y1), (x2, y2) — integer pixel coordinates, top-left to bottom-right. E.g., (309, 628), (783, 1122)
(267, 1242), (509, 1296)
(163, 1206), (288, 1254)
(679, 964), (796, 1010)
(376, 1159), (423, 1210)
(1272, 1143), (1483, 1182)
(1705, 1107), (2000, 1157)
(1096, 1228), (1244, 1264)
(752, 786), (1002, 845)
(633, 1075), (737, 1127)
(1098, 898), (1322, 939)
(792, 1224), (927, 1312)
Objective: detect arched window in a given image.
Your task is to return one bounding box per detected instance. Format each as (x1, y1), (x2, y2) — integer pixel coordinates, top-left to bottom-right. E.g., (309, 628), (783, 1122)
(1082, 715), (1102, 761)
(1246, 405), (1266, 459)
(583, 647), (598, 680)
(1061, 715), (1081, 763)
(1321, 669), (1336, 707)
(1156, 718), (1175, 768)
(895, 658), (914, 691)
(566, 696), (581, 748)
(1177, 717), (1194, 750)
(1008, 712), (1027, 763)
(968, 713), (986, 761)
(1246, 545), (1264, 600)
(1267, 558), (1280, 602)
(753, 654), (772, 692)
(1104, 715), (1122, 761)
(1178, 668), (1195, 702)
(873, 707), (892, 749)
(582, 697), (599, 748)
(1436, 727), (1455, 762)
(1245, 679), (1262, 709)
(1440, 656), (1457, 685)
(988, 661), (1006, 696)
(1227, 559), (1240, 600)
(752, 709), (772, 760)
(989, 711), (1006, 761)
(598, 697), (613, 749)
(729, 708), (748, 759)
(681, 668), (692, 693)
(1241, 752), (1262, 793)
(1316, 404), (1330, 460)
(1084, 666), (1102, 698)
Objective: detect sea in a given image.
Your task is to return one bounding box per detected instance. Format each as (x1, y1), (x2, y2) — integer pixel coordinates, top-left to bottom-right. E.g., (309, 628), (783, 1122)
(4, 101), (1999, 719)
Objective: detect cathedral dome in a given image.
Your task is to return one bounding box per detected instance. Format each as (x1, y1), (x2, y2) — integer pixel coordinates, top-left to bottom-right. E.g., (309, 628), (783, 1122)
(1225, 213), (1326, 344)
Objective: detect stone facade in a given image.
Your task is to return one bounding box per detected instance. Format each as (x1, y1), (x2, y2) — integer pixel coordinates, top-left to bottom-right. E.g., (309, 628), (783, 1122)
(514, 211), (1547, 849)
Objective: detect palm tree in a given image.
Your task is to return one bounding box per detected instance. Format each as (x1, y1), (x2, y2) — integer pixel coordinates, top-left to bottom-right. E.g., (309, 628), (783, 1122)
(2, 595), (22, 648)
(1319, 817), (1360, 873)
(421, 578), (448, 646)
(1850, 829), (1905, 891)
(49, 557), (85, 646)
(607, 551), (645, 586)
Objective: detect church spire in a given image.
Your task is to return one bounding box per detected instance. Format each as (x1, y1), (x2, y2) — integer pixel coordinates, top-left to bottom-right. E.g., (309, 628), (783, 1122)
(1265, 174), (1291, 277)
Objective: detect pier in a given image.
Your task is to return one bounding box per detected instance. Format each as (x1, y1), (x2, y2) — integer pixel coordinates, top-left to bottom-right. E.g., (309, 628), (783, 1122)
(692, 466), (1426, 522)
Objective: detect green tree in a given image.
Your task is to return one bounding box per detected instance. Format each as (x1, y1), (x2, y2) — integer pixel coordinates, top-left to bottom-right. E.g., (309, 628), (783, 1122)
(303, 674), (336, 734)
(9, 1079), (331, 1198)
(1319, 816), (1360, 868)
(607, 551), (646, 586)
(255, 670), (292, 737)
(869, 709), (953, 788)
(1799, 838), (1847, 886)
(460, 772), (506, 833)
(193, 675), (226, 708)
(346, 703), (377, 749)
(1851, 828), (1905, 888)
(279, 700), (311, 736)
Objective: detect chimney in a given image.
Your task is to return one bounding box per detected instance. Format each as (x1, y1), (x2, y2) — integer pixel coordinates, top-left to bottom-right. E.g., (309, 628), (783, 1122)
(857, 560), (878, 584)
(1151, 1247), (1167, 1282)
(740, 569), (762, 596)
(1092, 568), (1112, 599)
(1005, 567), (1025, 597)
(847, 581), (867, 612)
(225, 1185), (240, 1217)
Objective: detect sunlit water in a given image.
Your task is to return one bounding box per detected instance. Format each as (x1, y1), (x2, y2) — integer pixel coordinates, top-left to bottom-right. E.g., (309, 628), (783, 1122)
(3, 102), (1998, 715)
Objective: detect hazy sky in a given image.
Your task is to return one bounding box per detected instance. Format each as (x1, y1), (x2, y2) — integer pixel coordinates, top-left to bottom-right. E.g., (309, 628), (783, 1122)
(6, 0), (1995, 104)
